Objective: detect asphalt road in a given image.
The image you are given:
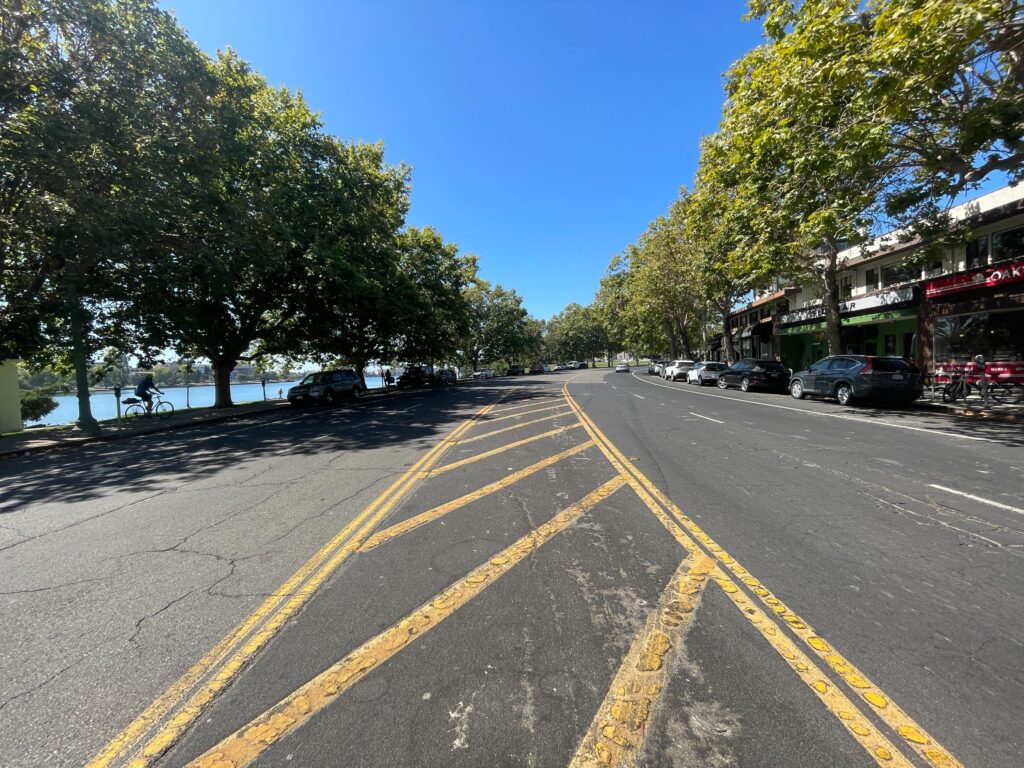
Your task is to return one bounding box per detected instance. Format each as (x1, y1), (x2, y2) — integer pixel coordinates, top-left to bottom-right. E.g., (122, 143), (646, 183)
(1, 370), (1021, 768)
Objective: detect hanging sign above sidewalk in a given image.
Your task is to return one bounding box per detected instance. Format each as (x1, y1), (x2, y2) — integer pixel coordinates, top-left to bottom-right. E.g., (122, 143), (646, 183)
(779, 287), (915, 326)
(925, 259), (1024, 299)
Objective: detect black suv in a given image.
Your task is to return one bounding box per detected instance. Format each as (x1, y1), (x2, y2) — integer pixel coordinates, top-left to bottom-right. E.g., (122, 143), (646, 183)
(288, 369), (364, 406)
(507, 364), (526, 376)
(717, 359), (789, 392)
(397, 365), (433, 389)
(789, 356), (922, 406)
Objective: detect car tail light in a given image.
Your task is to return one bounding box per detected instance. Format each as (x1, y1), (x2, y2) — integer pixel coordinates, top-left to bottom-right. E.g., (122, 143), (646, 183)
(859, 358), (874, 376)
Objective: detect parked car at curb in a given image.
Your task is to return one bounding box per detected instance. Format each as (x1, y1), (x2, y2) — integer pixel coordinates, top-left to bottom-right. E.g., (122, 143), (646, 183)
(687, 361), (728, 386)
(396, 365), (433, 389)
(717, 359), (789, 392)
(288, 369), (365, 406)
(472, 368), (496, 379)
(435, 369), (457, 385)
(789, 356), (923, 406)
(615, 362), (630, 372)
(648, 359), (668, 375)
(529, 363), (546, 374)
(663, 360), (695, 381)
(507, 364), (526, 376)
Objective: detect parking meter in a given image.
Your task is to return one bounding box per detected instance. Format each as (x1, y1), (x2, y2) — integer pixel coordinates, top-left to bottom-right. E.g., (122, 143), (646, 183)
(114, 386), (122, 421)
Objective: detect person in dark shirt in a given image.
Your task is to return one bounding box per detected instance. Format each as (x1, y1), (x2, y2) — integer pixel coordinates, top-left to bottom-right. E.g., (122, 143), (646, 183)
(135, 373), (164, 415)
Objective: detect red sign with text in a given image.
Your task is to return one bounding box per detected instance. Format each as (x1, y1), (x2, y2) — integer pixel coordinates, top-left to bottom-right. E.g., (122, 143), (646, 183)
(925, 260), (1024, 298)
(934, 361), (1024, 383)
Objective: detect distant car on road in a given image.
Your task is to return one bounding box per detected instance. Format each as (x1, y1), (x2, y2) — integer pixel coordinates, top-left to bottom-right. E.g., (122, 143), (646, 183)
(288, 369), (364, 406)
(614, 362), (630, 372)
(717, 359), (789, 392)
(687, 361), (728, 386)
(789, 356), (922, 406)
(507, 364), (526, 376)
(663, 360), (695, 381)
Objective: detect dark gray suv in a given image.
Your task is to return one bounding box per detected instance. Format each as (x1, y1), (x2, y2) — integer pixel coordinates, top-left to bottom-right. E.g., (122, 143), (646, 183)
(789, 356), (922, 406)
(288, 369), (365, 406)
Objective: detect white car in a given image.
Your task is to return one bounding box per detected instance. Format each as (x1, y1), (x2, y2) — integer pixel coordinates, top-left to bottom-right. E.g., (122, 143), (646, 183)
(473, 368), (495, 379)
(614, 363), (630, 372)
(662, 360), (695, 381)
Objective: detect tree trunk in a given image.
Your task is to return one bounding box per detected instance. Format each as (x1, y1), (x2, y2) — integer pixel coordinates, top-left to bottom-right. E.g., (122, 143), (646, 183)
(212, 358), (235, 408)
(720, 304), (737, 363)
(66, 268), (100, 435)
(822, 250), (843, 355)
(664, 317), (678, 359)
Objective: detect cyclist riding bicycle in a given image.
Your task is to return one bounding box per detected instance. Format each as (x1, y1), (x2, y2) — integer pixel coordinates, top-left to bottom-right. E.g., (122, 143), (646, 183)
(135, 373), (164, 416)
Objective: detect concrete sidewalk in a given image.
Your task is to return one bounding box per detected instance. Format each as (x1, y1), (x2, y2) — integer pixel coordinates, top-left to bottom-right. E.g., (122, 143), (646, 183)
(915, 391), (1023, 423)
(0, 387), (413, 461)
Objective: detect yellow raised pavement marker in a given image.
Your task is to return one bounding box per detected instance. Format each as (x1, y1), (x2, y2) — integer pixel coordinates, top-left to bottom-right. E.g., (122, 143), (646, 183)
(90, 397), (502, 768)
(570, 552), (714, 768)
(362, 440), (595, 550)
(562, 384), (962, 768)
(186, 476), (627, 768)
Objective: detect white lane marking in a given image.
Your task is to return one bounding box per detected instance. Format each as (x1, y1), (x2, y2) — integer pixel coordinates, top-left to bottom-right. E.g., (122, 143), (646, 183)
(610, 385), (617, 390)
(632, 393), (645, 400)
(629, 373), (994, 443)
(689, 412), (723, 424)
(928, 485), (1024, 516)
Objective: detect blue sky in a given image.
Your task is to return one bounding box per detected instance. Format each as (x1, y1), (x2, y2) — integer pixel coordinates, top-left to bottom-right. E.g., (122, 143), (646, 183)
(160, 0), (764, 319)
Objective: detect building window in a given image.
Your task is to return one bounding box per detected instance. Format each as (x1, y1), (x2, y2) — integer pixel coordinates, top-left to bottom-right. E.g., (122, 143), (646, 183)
(881, 263), (917, 287)
(991, 224), (1024, 262)
(922, 258), (943, 277)
(839, 276), (852, 299)
(864, 268), (878, 290)
(966, 234), (989, 269)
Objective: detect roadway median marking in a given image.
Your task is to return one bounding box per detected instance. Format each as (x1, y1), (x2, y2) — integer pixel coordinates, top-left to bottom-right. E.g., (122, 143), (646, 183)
(488, 398), (564, 414)
(424, 423), (584, 476)
(570, 552), (714, 768)
(478, 402), (569, 424)
(689, 412), (722, 424)
(185, 476), (627, 768)
(563, 383), (964, 768)
(457, 410), (574, 444)
(362, 440), (596, 550)
(89, 397), (503, 768)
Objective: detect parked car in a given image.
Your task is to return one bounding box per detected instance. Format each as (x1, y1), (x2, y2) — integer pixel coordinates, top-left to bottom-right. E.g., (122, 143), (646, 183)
(473, 368), (496, 379)
(663, 360), (696, 381)
(396, 365), (433, 389)
(507, 364), (526, 376)
(529, 363), (546, 374)
(717, 359), (789, 392)
(288, 369), (364, 406)
(648, 359), (668, 375)
(578, 361), (589, 369)
(435, 369), (457, 385)
(789, 355), (923, 406)
(615, 362), (630, 372)
(686, 361), (728, 386)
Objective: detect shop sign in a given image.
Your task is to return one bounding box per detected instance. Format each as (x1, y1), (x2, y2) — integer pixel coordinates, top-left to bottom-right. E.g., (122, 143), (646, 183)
(933, 361), (1024, 383)
(925, 260), (1024, 298)
(779, 287), (914, 326)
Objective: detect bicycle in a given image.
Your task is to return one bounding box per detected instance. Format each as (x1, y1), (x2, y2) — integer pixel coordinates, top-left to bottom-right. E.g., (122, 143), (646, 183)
(122, 395), (174, 420)
(984, 379), (1024, 405)
(940, 374), (973, 403)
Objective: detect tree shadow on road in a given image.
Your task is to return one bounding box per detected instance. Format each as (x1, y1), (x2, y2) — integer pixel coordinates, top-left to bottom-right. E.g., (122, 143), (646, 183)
(0, 380), (563, 513)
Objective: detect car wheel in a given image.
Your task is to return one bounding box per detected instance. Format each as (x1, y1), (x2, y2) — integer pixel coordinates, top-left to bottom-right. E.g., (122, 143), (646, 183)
(740, 377), (750, 392)
(790, 379), (805, 400)
(717, 378), (728, 389)
(324, 390), (336, 407)
(836, 383), (853, 406)
(352, 386), (363, 400)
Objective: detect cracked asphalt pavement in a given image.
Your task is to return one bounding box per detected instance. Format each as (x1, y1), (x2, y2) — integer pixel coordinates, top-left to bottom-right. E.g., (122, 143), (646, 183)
(1, 370), (1021, 768)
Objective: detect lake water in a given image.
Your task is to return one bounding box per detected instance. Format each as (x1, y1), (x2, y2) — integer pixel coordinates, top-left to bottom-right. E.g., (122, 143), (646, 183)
(27, 375), (386, 427)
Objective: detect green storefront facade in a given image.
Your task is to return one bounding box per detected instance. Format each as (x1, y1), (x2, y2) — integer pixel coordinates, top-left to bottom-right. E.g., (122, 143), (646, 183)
(777, 306), (919, 372)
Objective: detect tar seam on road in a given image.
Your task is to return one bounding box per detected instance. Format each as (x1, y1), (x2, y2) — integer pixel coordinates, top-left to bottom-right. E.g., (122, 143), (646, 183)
(569, 551), (714, 768)
(88, 394), (506, 768)
(456, 409), (574, 445)
(563, 382), (964, 768)
(361, 439), (595, 550)
(184, 476), (628, 768)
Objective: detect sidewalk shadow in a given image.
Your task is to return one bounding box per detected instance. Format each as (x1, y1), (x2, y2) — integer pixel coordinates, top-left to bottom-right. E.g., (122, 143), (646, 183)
(0, 380), (562, 513)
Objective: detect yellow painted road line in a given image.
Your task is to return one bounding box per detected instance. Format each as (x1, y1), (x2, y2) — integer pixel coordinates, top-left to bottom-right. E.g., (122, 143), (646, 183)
(186, 476), (628, 768)
(562, 384), (963, 768)
(458, 410), (575, 445)
(710, 567), (913, 768)
(363, 440), (595, 550)
(488, 397), (564, 414)
(473, 402), (569, 425)
(570, 552), (714, 768)
(425, 423), (584, 477)
(91, 398), (501, 768)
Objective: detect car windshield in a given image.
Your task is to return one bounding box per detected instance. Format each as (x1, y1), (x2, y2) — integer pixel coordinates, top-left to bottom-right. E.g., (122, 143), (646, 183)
(300, 373), (324, 385)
